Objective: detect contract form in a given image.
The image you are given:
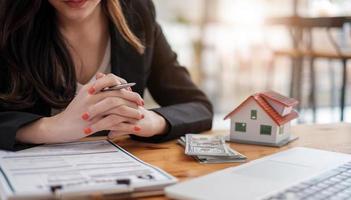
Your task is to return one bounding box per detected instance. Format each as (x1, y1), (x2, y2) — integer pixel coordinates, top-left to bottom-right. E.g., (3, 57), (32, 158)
(0, 140), (176, 199)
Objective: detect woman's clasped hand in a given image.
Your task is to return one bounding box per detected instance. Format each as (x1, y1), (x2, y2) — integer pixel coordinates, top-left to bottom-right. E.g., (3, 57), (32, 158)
(45, 73), (167, 143)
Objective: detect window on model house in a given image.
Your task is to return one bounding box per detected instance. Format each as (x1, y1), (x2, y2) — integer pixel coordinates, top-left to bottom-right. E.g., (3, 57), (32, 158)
(260, 125), (272, 135)
(235, 122), (246, 132)
(250, 110), (257, 120)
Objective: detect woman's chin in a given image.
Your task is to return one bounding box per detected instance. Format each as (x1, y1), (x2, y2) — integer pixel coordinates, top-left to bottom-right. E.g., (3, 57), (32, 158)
(63, 12), (91, 22)
(49, 0), (101, 23)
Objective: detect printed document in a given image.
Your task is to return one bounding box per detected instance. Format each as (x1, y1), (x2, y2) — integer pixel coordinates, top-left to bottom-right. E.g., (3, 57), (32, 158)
(0, 140), (176, 199)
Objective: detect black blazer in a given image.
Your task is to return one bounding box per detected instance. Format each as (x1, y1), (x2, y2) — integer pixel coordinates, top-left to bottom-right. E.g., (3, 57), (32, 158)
(0, 0), (213, 151)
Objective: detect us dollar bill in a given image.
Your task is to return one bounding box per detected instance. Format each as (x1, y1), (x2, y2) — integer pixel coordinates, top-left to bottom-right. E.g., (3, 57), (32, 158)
(196, 148), (247, 164)
(179, 136), (247, 164)
(185, 134), (230, 156)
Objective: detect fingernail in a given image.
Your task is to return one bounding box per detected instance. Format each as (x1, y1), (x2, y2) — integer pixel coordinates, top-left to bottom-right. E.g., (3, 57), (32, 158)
(127, 87), (132, 91)
(84, 127), (92, 135)
(88, 87), (96, 94)
(141, 100), (145, 106)
(134, 126), (141, 132)
(81, 112), (90, 120)
(141, 114), (144, 119)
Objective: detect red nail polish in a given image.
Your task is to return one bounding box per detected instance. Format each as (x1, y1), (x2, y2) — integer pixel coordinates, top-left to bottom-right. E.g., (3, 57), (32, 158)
(88, 87), (96, 94)
(84, 128), (92, 135)
(134, 126), (141, 132)
(81, 112), (90, 120)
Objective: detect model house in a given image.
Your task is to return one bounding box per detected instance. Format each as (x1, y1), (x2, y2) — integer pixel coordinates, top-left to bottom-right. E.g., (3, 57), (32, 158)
(224, 91), (299, 146)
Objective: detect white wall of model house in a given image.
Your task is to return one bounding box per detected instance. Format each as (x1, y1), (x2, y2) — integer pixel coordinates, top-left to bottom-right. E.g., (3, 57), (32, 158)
(229, 98), (290, 144)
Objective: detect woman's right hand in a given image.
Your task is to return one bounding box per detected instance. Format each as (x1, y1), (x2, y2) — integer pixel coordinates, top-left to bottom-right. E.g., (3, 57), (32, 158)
(16, 74), (144, 144)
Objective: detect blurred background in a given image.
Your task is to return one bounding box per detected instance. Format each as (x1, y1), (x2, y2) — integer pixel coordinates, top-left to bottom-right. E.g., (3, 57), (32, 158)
(145, 0), (351, 130)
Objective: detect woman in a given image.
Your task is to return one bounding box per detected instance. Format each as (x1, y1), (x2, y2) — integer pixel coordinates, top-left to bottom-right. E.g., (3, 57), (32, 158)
(0, 0), (213, 151)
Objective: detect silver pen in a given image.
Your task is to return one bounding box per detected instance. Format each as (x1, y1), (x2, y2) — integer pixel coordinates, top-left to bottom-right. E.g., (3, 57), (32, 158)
(102, 83), (136, 92)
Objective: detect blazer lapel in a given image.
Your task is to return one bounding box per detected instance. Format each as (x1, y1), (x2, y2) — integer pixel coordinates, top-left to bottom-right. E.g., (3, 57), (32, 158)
(109, 23), (145, 96)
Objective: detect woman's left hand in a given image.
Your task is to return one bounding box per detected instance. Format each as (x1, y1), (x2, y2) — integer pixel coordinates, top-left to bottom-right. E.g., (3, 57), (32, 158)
(106, 106), (168, 139)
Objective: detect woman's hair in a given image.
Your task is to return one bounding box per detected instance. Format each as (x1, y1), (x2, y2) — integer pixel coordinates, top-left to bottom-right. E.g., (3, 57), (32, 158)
(0, 0), (144, 109)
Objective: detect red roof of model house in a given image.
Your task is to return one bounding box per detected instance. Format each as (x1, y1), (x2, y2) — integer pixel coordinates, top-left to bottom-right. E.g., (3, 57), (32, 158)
(260, 91), (298, 107)
(224, 92), (299, 126)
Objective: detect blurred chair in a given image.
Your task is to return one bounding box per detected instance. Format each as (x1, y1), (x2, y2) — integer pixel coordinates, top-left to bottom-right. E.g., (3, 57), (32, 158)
(266, 16), (351, 122)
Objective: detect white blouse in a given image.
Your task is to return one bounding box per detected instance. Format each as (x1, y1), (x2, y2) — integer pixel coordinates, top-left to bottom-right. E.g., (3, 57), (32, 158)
(51, 39), (111, 115)
(76, 39), (111, 93)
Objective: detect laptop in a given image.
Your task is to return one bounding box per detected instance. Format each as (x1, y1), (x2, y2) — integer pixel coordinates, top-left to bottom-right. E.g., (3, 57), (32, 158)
(165, 147), (351, 200)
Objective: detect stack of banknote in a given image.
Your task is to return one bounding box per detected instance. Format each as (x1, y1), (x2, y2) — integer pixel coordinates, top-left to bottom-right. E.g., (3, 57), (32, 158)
(177, 134), (247, 164)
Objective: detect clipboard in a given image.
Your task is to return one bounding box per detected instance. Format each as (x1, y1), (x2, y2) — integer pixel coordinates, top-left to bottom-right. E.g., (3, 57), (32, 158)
(0, 140), (177, 200)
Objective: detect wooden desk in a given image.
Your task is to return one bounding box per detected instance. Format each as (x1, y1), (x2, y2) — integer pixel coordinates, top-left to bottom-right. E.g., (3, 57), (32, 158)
(87, 123), (351, 200)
